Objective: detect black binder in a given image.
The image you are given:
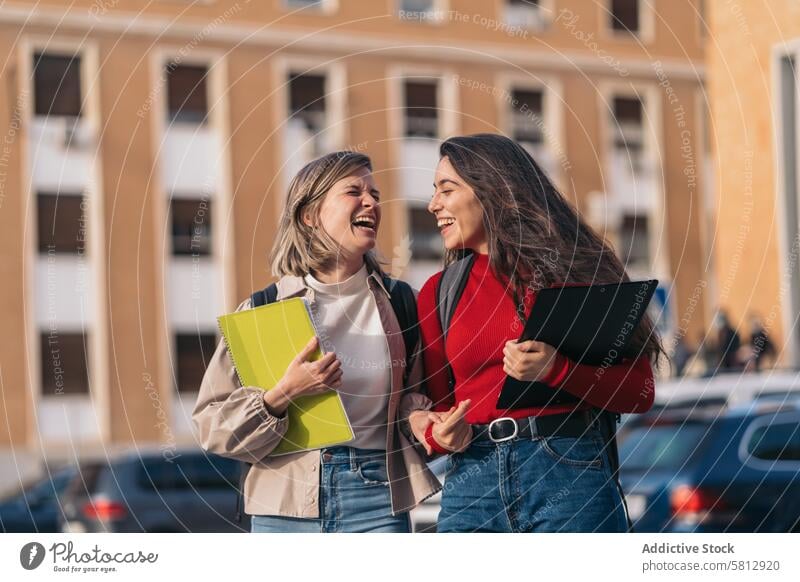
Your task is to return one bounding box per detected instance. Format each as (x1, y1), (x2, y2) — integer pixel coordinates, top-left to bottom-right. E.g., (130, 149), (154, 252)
(496, 279), (659, 410)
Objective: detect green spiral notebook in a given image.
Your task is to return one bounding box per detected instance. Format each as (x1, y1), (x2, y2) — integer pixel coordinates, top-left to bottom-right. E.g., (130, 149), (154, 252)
(217, 297), (353, 456)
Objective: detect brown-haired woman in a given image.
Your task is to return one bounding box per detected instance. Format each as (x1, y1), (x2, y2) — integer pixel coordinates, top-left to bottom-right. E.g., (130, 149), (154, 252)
(407, 133), (663, 532)
(194, 151), (439, 532)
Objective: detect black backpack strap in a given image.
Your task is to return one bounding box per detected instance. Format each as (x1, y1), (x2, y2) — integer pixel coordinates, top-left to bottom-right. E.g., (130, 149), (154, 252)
(382, 276), (420, 385)
(236, 282), (279, 525)
(250, 283), (278, 308)
(435, 253), (475, 395)
(595, 408), (633, 531)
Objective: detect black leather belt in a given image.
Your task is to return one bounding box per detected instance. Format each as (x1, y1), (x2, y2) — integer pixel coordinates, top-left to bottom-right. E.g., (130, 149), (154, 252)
(471, 410), (597, 443)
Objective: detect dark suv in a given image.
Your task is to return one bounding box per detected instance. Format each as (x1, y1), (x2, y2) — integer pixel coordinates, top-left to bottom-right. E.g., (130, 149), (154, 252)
(58, 450), (248, 532)
(618, 398), (800, 532)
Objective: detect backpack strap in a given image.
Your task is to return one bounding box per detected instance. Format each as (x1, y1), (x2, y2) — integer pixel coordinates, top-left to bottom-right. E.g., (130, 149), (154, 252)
(382, 276), (420, 385)
(435, 252), (475, 393)
(251, 283), (278, 308)
(595, 409), (633, 531)
(235, 282), (279, 524)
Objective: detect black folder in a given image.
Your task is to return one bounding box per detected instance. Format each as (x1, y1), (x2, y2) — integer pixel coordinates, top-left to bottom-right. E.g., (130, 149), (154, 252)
(496, 279), (659, 410)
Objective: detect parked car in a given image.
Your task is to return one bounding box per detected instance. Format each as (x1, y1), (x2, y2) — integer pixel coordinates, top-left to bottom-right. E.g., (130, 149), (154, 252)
(0, 465), (76, 532)
(58, 450), (248, 532)
(619, 397), (800, 532)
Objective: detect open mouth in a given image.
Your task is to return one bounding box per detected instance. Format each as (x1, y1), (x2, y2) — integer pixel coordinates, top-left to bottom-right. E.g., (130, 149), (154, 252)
(351, 215), (377, 234)
(437, 217), (456, 234)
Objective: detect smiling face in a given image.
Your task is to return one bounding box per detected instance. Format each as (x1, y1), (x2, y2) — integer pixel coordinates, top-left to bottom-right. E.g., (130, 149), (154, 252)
(428, 156), (488, 253)
(305, 166), (381, 259)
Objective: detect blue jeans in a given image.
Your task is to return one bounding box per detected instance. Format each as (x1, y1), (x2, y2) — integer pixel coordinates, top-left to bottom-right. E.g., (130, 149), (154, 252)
(250, 447), (411, 533)
(437, 428), (629, 532)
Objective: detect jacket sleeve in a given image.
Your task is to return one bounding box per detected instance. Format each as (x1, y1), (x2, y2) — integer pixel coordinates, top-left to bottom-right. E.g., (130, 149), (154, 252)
(192, 299), (290, 462)
(549, 352), (656, 414)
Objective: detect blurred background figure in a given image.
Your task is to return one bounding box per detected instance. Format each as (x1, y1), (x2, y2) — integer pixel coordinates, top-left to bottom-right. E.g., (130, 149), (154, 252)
(714, 310), (742, 372)
(745, 314), (777, 372)
(671, 334), (695, 378)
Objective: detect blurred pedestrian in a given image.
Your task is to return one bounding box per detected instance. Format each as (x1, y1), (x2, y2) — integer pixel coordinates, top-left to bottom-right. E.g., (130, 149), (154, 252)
(747, 315), (776, 372)
(714, 310), (742, 371)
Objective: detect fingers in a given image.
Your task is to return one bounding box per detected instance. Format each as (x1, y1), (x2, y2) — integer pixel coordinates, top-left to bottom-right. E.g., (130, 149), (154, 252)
(325, 367), (343, 388)
(318, 354), (341, 375)
(503, 362), (522, 380)
(506, 340), (547, 353)
(441, 399), (471, 430)
(295, 336), (320, 362)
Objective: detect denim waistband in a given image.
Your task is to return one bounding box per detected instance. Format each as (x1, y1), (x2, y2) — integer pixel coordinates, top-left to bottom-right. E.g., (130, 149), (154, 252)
(320, 446), (386, 465)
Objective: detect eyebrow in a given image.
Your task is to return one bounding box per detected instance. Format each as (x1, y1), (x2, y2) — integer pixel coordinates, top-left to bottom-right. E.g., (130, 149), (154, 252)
(433, 178), (459, 188)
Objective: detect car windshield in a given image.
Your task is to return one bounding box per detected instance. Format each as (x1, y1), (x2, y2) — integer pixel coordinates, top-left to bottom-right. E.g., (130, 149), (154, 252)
(619, 421), (710, 471)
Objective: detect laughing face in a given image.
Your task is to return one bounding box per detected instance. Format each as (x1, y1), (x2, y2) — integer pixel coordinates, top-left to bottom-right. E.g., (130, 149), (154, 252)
(305, 166), (381, 260)
(428, 156), (488, 253)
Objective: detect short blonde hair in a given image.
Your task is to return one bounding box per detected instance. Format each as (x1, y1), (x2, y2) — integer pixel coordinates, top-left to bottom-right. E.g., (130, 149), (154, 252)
(269, 151), (383, 277)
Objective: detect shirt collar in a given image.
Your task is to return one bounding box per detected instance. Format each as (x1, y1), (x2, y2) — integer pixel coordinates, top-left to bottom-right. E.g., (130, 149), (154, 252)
(274, 265), (391, 300)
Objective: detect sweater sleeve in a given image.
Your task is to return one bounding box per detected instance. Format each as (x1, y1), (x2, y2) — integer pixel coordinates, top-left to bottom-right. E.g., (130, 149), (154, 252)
(417, 273), (456, 413)
(550, 353), (655, 414)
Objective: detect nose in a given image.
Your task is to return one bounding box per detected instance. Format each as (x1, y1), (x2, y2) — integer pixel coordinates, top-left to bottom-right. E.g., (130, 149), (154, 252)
(428, 191), (441, 214)
(361, 191), (377, 207)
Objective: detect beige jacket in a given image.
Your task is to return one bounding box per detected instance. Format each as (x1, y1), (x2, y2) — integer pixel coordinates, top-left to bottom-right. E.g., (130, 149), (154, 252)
(192, 271), (441, 518)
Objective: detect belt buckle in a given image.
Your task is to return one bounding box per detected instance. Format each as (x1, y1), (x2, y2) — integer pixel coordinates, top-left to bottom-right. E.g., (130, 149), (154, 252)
(488, 417), (518, 443)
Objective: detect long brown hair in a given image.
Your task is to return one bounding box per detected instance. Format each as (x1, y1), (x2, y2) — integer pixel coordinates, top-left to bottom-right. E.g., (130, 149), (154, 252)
(439, 133), (664, 366)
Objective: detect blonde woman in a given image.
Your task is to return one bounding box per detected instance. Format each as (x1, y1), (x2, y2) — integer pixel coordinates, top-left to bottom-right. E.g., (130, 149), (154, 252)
(193, 151), (440, 533)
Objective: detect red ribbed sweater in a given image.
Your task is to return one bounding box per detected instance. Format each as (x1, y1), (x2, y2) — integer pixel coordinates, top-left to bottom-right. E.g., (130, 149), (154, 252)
(417, 253), (655, 425)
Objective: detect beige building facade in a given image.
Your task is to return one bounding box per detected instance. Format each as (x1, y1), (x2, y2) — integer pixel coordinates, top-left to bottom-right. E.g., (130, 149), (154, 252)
(0, 0), (708, 490)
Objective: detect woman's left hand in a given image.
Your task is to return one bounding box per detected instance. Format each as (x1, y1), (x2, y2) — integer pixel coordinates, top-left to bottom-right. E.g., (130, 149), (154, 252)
(503, 340), (558, 382)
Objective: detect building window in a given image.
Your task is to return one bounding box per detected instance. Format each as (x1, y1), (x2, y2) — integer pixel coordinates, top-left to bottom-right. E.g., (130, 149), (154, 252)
(33, 53), (82, 117)
(288, 73), (326, 134)
(40, 332), (89, 395)
(37, 193), (86, 254)
(284, 0), (327, 9)
(504, 0), (546, 30)
(510, 88), (544, 145)
(409, 206), (443, 261)
(399, 0), (436, 20)
(166, 63), (209, 124)
(618, 214), (650, 269)
(610, 0), (640, 35)
(612, 96), (644, 157)
(171, 198), (212, 256)
(175, 333), (217, 393)
(404, 80), (438, 138)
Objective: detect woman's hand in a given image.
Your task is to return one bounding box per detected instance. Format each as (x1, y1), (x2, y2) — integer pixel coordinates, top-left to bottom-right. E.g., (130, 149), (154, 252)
(430, 400), (473, 453)
(263, 337), (342, 416)
(408, 410), (438, 455)
(503, 340), (557, 382)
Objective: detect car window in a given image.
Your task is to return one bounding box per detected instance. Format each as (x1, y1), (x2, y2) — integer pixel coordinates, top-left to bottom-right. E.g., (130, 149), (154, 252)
(137, 454), (238, 491)
(618, 422), (710, 471)
(745, 420), (800, 462)
(138, 458), (182, 491)
(63, 464), (103, 498)
(178, 455), (238, 490)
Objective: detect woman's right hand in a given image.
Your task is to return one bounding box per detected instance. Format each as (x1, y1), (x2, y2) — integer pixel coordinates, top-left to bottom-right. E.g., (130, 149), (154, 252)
(263, 337), (342, 416)
(430, 400), (472, 453)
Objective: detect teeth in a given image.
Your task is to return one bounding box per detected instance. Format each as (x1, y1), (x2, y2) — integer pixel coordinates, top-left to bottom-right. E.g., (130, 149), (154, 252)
(352, 216), (376, 229)
(437, 218), (456, 228)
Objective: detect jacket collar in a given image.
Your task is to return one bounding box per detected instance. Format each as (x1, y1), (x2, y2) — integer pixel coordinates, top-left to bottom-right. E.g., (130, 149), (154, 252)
(274, 265), (391, 300)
